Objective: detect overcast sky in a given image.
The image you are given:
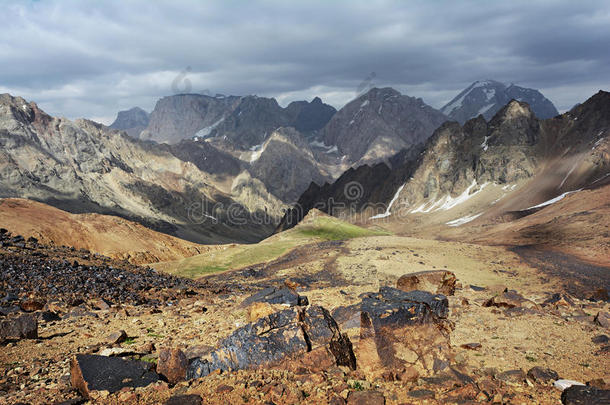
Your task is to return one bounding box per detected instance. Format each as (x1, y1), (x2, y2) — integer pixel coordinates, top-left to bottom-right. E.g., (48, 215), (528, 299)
(1, 0), (609, 124)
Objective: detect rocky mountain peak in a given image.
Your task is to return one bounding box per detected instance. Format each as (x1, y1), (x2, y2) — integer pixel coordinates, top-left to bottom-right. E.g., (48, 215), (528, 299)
(441, 80), (558, 124)
(321, 87), (447, 164)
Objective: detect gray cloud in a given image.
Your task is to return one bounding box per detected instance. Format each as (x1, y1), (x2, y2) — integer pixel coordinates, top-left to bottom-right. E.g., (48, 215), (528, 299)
(1, 0), (608, 124)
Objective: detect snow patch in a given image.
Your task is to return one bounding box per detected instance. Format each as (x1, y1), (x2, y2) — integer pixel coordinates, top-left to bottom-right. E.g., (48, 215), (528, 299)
(481, 136), (490, 151)
(484, 88), (495, 101)
(523, 190), (581, 210)
(194, 117), (224, 138)
(370, 184), (405, 219)
(324, 145), (339, 154)
(446, 213), (482, 227)
(558, 161), (579, 189)
(410, 181), (489, 214)
(360, 100), (370, 108)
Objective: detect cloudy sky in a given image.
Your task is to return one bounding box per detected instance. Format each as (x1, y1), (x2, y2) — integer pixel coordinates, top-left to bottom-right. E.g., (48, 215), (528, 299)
(1, 0), (609, 124)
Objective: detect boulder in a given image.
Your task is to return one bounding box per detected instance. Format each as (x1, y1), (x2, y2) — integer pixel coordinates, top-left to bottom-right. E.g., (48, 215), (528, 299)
(484, 290), (538, 309)
(334, 287), (452, 379)
(561, 385), (610, 405)
(0, 313), (38, 340)
(527, 366), (558, 385)
(70, 354), (159, 398)
(396, 270), (456, 295)
(241, 286), (308, 307)
(187, 305), (355, 379)
(157, 348), (188, 384)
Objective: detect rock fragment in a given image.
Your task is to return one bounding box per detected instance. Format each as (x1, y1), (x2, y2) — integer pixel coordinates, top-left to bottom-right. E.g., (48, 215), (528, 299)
(397, 270), (456, 295)
(157, 348), (188, 384)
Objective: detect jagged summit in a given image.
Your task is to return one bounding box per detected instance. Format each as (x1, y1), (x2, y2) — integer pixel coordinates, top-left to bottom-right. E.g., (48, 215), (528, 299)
(441, 80), (558, 124)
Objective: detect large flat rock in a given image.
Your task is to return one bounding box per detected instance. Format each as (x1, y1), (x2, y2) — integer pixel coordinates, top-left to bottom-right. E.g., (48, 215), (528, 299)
(70, 354), (159, 398)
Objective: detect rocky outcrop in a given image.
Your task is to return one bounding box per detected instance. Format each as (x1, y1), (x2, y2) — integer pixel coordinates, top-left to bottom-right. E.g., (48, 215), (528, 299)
(333, 287), (453, 379)
(321, 87), (447, 164)
(441, 80), (559, 124)
(109, 107), (149, 138)
(187, 306), (356, 379)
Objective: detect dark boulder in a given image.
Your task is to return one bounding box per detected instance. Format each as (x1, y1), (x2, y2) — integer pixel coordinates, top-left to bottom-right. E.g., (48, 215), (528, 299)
(561, 385), (610, 405)
(187, 305), (355, 379)
(70, 354), (159, 398)
(526, 366), (558, 385)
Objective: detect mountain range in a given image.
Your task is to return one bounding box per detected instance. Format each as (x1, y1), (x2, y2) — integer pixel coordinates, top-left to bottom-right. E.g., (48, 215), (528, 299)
(2, 80), (594, 248)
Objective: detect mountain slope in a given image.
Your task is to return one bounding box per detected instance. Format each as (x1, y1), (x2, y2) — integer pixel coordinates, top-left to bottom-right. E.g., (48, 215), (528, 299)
(280, 91), (610, 264)
(0, 93), (279, 244)
(0, 198), (211, 264)
(441, 80), (558, 124)
(320, 87), (448, 164)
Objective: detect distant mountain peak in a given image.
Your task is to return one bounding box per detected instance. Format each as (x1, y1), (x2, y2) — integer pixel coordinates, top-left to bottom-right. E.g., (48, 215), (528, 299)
(109, 106), (150, 138)
(441, 80), (558, 124)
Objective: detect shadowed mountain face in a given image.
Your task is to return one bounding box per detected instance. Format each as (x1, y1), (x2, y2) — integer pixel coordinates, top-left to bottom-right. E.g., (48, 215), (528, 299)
(109, 107), (150, 139)
(279, 91), (610, 231)
(321, 87), (448, 164)
(441, 80), (559, 124)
